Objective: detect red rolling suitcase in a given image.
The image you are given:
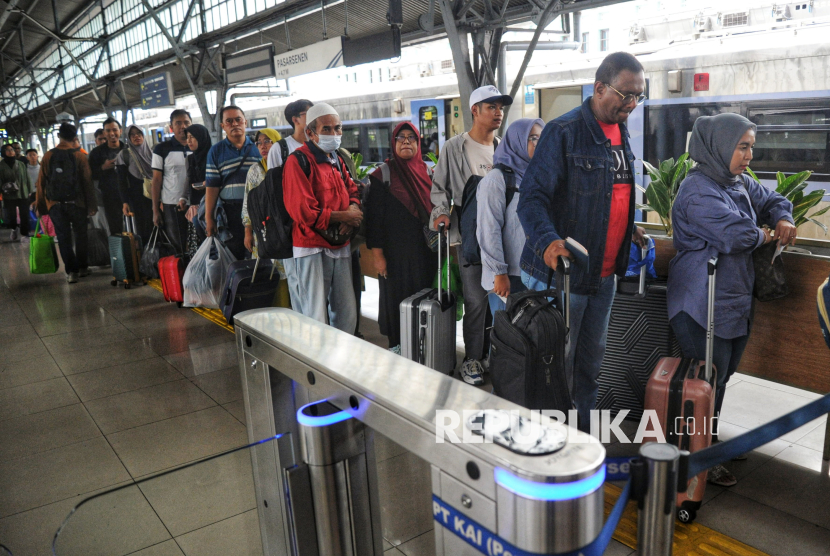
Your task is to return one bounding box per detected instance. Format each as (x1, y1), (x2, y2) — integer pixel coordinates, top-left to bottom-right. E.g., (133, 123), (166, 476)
(158, 255), (186, 308)
(643, 257), (718, 524)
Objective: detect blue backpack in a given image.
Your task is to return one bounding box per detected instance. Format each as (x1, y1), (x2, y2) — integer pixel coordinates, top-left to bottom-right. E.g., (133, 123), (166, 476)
(459, 164), (517, 265)
(819, 275), (830, 349)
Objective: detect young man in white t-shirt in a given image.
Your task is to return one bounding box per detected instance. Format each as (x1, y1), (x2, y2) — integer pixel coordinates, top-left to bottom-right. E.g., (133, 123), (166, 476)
(430, 85), (513, 385)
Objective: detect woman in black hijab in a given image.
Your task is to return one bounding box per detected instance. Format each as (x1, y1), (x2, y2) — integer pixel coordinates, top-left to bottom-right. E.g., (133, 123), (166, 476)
(184, 124), (212, 245)
(668, 113), (795, 487)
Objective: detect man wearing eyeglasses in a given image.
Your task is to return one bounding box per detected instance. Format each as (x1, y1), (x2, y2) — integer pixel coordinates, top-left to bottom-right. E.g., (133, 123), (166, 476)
(517, 52), (648, 433)
(151, 109), (192, 253)
(204, 105), (262, 260)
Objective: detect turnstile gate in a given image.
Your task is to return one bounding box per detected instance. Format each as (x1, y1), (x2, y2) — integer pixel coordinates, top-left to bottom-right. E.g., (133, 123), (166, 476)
(236, 309), (606, 556)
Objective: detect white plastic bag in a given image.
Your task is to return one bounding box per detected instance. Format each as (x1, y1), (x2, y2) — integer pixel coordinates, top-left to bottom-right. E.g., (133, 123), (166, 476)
(183, 237), (236, 308)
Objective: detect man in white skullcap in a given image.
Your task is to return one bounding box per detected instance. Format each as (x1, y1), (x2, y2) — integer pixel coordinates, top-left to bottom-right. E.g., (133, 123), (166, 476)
(281, 102), (363, 333)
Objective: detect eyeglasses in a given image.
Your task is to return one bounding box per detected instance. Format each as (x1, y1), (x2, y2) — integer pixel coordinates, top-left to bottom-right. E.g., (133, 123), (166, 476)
(395, 135), (417, 144)
(604, 83), (647, 106)
(256, 139), (273, 147)
(528, 135), (540, 144)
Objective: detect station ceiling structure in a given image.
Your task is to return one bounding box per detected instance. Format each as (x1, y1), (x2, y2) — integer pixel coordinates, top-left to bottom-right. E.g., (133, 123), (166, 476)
(0, 0), (629, 139)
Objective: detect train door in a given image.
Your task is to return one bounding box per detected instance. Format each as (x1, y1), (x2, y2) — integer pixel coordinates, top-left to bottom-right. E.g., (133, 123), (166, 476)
(410, 99), (446, 161)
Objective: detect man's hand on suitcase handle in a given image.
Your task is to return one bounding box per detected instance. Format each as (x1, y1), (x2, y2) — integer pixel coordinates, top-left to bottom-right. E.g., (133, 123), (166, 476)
(433, 214), (451, 231)
(544, 240), (573, 271)
(632, 225), (648, 248)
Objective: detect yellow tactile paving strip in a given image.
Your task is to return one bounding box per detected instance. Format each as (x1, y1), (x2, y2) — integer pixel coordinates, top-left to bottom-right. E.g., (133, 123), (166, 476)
(146, 279), (234, 333)
(146, 278), (769, 556)
(604, 483), (769, 555)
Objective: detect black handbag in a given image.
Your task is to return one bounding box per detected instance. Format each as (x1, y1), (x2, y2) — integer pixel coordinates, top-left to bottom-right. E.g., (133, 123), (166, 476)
(752, 240), (789, 301)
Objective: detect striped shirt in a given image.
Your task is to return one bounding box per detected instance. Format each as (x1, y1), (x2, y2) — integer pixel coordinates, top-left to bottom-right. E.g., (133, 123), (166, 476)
(205, 137), (261, 201)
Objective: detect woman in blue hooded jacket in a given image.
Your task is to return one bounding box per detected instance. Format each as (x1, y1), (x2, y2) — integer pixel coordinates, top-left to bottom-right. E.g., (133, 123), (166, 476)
(668, 113), (795, 486)
(476, 118), (544, 316)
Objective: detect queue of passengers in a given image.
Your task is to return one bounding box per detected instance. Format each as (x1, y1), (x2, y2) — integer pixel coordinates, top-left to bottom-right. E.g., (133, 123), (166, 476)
(23, 50), (797, 486)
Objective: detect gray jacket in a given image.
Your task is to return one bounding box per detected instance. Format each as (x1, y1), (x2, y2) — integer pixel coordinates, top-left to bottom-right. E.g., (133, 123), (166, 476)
(429, 132), (498, 245)
(476, 168), (524, 290)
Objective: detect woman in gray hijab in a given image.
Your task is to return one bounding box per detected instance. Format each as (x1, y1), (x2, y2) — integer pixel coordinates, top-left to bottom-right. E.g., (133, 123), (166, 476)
(115, 125), (154, 240)
(667, 113), (795, 487)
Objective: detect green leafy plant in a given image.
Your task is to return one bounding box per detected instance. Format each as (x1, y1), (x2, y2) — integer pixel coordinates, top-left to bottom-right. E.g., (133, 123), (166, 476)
(636, 153), (694, 237)
(425, 151), (439, 165)
(350, 152), (378, 182)
(746, 168), (829, 234)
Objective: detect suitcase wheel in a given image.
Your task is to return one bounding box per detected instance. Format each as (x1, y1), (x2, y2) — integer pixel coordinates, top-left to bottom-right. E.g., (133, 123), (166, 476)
(176, 301), (183, 309)
(110, 280), (118, 287)
(124, 282), (131, 290)
(677, 506), (696, 524)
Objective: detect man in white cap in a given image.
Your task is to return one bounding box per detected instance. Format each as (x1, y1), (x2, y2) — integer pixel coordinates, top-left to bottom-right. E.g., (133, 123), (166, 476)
(281, 102), (363, 333)
(430, 84), (512, 385)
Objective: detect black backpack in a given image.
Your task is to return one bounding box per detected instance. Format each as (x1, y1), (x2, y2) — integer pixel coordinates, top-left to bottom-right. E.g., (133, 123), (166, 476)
(459, 163), (517, 265)
(247, 151), (311, 259)
(489, 279), (573, 413)
(46, 148), (79, 202)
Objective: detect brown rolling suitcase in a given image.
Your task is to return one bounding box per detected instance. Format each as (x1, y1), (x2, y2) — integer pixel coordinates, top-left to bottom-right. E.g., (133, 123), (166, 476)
(643, 257), (718, 524)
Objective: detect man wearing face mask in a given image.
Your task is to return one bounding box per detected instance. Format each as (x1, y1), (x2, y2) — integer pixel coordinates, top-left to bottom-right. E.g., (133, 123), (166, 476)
(281, 103), (363, 333)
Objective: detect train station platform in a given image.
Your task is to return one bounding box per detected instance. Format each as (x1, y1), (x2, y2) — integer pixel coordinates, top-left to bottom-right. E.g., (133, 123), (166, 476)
(0, 237), (829, 556)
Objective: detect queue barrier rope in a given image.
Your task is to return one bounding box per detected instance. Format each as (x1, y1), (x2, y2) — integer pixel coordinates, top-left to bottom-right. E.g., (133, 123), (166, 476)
(687, 392), (830, 478)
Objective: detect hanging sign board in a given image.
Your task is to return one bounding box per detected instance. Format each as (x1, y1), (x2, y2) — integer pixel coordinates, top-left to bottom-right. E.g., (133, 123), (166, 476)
(225, 44), (276, 86)
(140, 72), (175, 109)
(273, 37), (344, 79)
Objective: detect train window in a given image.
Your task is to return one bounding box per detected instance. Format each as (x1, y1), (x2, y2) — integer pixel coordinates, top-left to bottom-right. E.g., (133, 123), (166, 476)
(365, 125), (392, 163)
(341, 126), (361, 154)
(644, 103), (739, 165)
(748, 108), (830, 175)
(418, 106), (440, 160)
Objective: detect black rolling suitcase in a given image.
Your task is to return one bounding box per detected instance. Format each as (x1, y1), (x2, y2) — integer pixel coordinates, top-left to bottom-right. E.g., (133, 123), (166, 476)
(595, 241), (681, 420)
(489, 257), (573, 412)
(399, 223), (457, 374)
(109, 213), (143, 289)
(219, 257), (280, 324)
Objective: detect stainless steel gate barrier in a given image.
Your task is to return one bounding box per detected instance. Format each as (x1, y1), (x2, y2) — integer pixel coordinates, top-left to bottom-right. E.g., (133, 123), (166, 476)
(236, 308), (606, 556)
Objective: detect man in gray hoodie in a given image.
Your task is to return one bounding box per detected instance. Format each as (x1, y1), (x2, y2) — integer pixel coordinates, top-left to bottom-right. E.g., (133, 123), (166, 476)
(430, 85), (512, 385)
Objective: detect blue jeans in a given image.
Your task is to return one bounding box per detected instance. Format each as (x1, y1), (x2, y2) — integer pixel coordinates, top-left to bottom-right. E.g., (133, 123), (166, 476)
(670, 311), (750, 423)
(487, 275), (527, 317)
(522, 270), (616, 432)
(283, 253), (357, 334)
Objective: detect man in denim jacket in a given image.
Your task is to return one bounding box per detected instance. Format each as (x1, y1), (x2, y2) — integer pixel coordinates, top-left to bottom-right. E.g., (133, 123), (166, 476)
(517, 52), (647, 432)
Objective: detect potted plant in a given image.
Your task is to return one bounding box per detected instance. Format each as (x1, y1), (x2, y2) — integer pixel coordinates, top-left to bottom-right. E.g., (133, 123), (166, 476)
(746, 168), (829, 236)
(636, 153), (694, 237)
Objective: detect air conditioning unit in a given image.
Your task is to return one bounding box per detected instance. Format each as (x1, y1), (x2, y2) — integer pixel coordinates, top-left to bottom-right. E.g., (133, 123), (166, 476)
(629, 23), (647, 44)
(693, 12), (712, 33)
(720, 11), (750, 28)
(439, 59), (455, 73)
(772, 4), (792, 21)
(419, 63), (433, 78)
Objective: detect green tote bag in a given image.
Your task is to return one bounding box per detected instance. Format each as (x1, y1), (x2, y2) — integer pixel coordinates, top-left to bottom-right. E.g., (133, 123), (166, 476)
(30, 218), (59, 274)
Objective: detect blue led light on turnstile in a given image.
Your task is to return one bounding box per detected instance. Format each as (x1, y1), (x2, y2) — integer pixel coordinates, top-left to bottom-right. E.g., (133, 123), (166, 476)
(494, 465), (606, 501)
(296, 401), (353, 427)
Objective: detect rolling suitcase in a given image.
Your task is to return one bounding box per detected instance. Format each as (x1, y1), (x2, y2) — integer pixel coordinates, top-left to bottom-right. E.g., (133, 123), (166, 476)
(220, 257), (280, 324)
(643, 257), (718, 524)
(109, 213), (143, 289)
(596, 240), (681, 420)
(489, 257), (573, 413)
(158, 255), (186, 307)
(400, 223), (457, 374)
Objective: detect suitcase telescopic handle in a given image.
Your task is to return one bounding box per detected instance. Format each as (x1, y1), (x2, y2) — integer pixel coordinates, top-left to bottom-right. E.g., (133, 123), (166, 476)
(438, 222), (449, 303)
(559, 256), (570, 331)
(705, 257), (718, 383)
(637, 235), (650, 297)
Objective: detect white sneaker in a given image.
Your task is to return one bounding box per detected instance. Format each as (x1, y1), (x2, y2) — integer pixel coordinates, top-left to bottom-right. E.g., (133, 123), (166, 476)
(460, 358), (484, 386)
(388, 345), (401, 355)
(66, 272), (79, 284)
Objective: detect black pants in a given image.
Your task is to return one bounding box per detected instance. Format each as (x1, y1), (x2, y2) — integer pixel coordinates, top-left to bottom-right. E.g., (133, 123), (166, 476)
(352, 248), (363, 335)
(102, 194), (123, 235)
(163, 203), (189, 255)
(222, 200), (246, 261)
(3, 198), (30, 235)
(124, 191), (154, 243)
(49, 203), (88, 274)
